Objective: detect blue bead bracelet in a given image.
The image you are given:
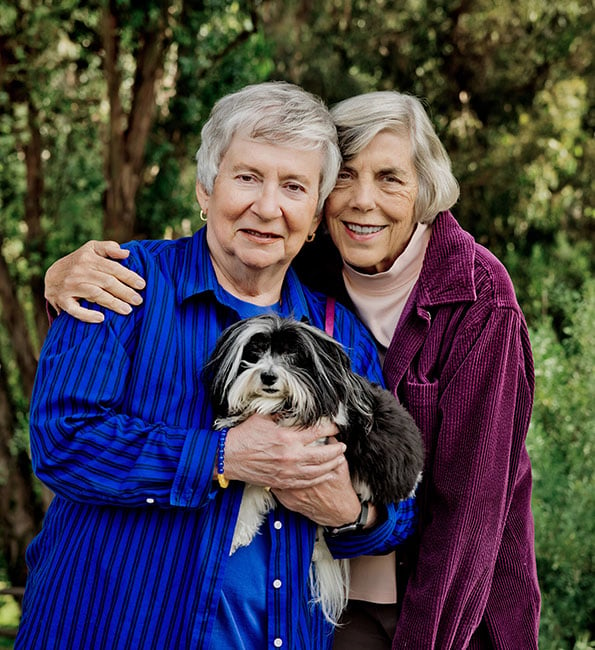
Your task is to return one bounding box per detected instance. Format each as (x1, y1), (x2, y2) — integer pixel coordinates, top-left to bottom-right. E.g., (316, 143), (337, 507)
(216, 428), (229, 488)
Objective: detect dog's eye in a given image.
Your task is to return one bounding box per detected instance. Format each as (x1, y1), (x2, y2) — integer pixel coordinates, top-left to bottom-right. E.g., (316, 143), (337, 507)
(271, 331), (300, 357)
(243, 334), (269, 363)
(292, 349), (309, 366)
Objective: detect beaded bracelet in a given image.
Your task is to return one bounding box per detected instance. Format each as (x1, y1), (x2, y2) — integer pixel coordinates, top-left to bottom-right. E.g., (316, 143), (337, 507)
(216, 427), (230, 488)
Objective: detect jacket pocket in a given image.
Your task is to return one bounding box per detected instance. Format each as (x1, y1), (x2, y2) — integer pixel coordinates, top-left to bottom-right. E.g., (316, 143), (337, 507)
(400, 379), (439, 451)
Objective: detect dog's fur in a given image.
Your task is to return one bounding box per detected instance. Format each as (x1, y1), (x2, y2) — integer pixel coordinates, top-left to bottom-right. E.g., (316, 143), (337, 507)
(203, 314), (424, 624)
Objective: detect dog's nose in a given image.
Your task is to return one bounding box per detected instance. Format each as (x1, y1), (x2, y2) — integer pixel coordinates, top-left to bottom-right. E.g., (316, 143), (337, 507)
(260, 371), (278, 386)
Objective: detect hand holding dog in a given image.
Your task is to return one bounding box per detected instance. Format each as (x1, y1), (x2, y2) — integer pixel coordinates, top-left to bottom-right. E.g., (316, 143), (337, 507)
(273, 447), (372, 528)
(223, 414), (347, 490)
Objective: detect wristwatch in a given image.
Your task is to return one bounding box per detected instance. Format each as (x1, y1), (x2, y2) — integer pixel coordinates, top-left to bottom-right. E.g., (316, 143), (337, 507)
(325, 500), (370, 536)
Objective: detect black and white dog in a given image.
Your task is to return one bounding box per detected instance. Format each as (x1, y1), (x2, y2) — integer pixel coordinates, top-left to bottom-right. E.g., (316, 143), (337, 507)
(203, 314), (424, 624)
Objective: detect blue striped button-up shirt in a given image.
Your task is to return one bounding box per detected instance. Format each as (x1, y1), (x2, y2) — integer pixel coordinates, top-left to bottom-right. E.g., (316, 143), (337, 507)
(18, 227), (417, 650)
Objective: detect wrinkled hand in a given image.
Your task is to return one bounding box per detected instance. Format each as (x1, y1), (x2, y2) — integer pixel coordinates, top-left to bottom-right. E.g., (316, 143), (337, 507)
(44, 240), (146, 323)
(224, 415), (347, 491)
(273, 446), (363, 527)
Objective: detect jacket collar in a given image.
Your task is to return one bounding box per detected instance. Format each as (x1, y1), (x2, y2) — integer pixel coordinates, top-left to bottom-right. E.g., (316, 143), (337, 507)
(383, 211), (477, 388)
(415, 211), (477, 309)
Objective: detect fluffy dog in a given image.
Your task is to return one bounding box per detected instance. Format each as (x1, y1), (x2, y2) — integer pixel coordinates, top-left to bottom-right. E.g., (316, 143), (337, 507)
(202, 314), (424, 624)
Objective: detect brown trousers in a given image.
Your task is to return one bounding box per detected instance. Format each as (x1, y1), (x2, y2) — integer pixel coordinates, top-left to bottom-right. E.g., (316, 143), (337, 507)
(332, 600), (398, 650)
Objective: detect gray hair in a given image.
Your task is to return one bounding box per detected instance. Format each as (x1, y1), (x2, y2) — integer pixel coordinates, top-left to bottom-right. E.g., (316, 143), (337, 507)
(330, 91), (459, 224)
(196, 82), (342, 214)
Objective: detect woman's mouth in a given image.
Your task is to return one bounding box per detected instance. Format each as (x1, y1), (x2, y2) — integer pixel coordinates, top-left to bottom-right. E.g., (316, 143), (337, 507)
(344, 222), (385, 236)
(242, 229), (282, 240)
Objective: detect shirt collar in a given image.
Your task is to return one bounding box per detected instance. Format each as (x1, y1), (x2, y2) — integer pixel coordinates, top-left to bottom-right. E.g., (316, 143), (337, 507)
(176, 227), (311, 322)
(175, 227), (220, 304)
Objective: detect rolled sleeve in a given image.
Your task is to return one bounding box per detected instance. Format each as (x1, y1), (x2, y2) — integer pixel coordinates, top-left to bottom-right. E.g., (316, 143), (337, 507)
(325, 496), (418, 559)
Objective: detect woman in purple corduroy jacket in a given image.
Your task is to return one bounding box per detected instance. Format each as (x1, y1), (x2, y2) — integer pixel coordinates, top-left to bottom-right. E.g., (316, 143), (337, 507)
(44, 90), (540, 650)
(306, 91), (541, 650)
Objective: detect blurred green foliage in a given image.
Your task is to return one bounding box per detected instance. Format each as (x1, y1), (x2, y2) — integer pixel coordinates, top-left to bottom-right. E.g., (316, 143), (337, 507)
(528, 280), (595, 648)
(0, 0), (593, 647)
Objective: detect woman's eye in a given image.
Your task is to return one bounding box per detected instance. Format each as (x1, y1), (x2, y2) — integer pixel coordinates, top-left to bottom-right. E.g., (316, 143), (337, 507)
(383, 174), (401, 183)
(285, 182), (305, 193)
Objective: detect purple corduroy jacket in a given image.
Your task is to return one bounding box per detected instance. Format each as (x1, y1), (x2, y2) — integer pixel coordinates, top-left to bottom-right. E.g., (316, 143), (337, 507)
(296, 209), (541, 648)
(383, 211), (540, 648)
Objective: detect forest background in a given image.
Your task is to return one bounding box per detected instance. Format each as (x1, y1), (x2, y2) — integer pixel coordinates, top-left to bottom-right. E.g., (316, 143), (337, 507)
(0, 0), (593, 647)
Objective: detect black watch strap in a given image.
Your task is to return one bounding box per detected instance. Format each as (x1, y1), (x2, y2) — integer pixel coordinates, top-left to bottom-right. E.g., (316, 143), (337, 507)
(325, 500), (369, 536)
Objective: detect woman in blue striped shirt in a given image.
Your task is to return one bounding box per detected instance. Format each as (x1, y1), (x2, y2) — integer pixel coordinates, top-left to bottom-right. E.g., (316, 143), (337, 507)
(18, 82), (417, 650)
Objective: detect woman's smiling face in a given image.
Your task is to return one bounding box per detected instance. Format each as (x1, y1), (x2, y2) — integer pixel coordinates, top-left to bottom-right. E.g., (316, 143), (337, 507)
(324, 130), (419, 274)
(198, 135), (322, 283)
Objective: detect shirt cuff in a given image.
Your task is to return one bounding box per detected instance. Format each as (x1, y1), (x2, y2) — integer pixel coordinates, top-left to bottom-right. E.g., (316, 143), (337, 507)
(325, 497), (418, 558)
(170, 428), (220, 508)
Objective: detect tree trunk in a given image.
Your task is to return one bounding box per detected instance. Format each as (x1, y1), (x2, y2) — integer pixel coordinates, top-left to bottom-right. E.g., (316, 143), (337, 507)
(101, 1), (170, 242)
(0, 241), (43, 594)
(0, 11), (49, 614)
(24, 101), (49, 348)
(0, 248), (38, 401)
(0, 361), (44, 593)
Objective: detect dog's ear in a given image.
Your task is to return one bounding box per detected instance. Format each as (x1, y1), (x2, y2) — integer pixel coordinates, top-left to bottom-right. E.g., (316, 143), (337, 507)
(307, 325), (353, 374)
(202, 319), (248, 404)
(202, 315), (278, 409)
(295, 322), (355, 403)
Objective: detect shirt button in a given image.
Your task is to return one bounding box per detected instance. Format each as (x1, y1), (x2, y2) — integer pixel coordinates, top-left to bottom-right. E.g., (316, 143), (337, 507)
(146, 498), (155, 504)
(273, 520), (282, 530)
(273, 639), (283, 648)
(272, 579), (282, 589)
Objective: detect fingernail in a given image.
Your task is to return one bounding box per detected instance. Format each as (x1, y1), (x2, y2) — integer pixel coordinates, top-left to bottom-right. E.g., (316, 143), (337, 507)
(131, 294), (143, 305)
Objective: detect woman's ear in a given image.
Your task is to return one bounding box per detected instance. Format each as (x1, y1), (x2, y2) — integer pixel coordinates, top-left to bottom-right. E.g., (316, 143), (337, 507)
(195, 181), (209, 213)
(310, 212), (323, 234)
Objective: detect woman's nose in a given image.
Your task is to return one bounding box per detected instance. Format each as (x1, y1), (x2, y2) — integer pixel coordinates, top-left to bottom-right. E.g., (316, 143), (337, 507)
(254, 183), (283, 219)
(349, 180), (376, 212)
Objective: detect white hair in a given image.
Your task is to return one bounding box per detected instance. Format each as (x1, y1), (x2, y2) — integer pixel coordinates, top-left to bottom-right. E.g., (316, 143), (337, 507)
(331, 91), (460, 223)
(196, 82), (342, 214)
